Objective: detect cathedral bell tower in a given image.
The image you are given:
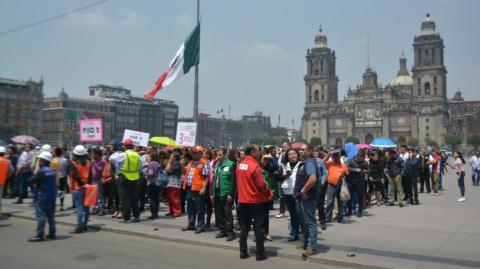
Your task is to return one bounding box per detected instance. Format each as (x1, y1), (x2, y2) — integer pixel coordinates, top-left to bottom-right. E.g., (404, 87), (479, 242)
(304, 26), (339, 106)
(412, 13), (447, 100)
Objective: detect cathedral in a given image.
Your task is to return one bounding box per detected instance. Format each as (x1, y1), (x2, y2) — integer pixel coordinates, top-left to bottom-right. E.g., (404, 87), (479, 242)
(301, 14), (468, 147)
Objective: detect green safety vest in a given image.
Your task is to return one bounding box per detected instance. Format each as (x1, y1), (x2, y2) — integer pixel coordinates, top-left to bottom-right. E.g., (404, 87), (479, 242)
(121, 150), (141, 181)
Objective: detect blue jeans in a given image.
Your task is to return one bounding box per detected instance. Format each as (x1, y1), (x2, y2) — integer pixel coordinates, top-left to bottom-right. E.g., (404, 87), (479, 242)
(326, 183), (343, 222)
(473, 169), (480, 186)
(94, 178), (105, 209)
(35, 198), (56, 238)
(347, 180), (365, 213)
(284, 194), (299, 237)
(16, 171), (32, 200)
(458, 171), (465, 197)
(73, 189), (89, 229)
(296, 198), (317, 250)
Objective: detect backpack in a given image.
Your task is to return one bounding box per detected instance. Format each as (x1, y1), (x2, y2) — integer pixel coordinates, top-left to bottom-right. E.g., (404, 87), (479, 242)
(155, 170), (169, 188)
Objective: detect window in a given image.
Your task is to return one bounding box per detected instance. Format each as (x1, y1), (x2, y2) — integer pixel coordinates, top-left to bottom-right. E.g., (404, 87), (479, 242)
(321, 94), (324, 101)
(426, 133), (430, 137)
(313, 129), (316, 134)
(426, 126), (429, 130)
(314, 90), (319, 102)
(320, 59), (324, 73)
(426, 118), (429, 123)
(418, 88), (421, 95)
(434, 87), (437, 95)
(321, 84), (325, 92)
(313, 123), (316, 127)
(90, 89), (95, 96)
(417, 77), (421, 85)
(424, 82), (431, 95)
(433, 76), (437, 84)
(432, 48), (436, 64)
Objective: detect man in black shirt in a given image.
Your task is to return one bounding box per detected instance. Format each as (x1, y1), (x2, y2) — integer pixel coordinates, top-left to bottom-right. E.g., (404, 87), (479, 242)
(347, 150), (369, 217)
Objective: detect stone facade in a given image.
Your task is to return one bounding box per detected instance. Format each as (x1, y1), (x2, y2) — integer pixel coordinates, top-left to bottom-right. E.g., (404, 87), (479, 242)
(301, 15), (462, 146)
(0, 78), (43, 140)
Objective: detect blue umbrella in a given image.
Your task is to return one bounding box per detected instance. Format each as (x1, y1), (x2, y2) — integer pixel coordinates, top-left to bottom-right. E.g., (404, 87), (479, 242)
(344, 142), (358, 158)
(370, 138), (397, 148)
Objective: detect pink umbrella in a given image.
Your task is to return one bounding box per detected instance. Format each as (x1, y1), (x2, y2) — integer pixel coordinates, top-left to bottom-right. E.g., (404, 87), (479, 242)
(356, 143), (373, 150)
(11, 135), (39, 145)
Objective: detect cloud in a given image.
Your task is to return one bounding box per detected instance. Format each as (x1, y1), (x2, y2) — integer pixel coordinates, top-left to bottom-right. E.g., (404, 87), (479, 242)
(217, 41), (293, 64)
(176, 13), (193, 29)
(63, 8), (148, 29)
(64, 8), (112, 28)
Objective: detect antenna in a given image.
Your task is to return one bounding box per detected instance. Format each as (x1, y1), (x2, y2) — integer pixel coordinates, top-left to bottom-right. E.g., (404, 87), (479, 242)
(367, 30), (370, 68)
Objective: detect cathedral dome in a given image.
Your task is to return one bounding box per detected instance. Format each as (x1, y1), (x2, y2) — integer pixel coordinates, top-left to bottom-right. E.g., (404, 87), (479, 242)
(314, 26), (327, 48)
(390, 75), (413, 87)
(421, 13), (436, 35)
(389, 53), (413, 87)
(58, 87), (69, 100)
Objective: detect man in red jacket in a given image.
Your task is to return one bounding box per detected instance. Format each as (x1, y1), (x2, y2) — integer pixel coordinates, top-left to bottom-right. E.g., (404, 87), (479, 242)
(235, 144), (272, 261)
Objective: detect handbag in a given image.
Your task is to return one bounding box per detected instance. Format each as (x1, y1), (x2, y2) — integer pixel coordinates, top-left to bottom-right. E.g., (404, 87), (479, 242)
(340, 179), (351, 201)
(155, 170), (169, 188)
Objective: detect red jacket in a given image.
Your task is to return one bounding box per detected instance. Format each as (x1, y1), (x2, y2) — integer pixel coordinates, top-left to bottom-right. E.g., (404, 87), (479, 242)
(236, 156), (271, 204)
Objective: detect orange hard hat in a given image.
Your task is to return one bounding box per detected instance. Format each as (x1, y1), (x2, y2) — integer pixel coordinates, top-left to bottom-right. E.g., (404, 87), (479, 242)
(124, 138), (134, 146)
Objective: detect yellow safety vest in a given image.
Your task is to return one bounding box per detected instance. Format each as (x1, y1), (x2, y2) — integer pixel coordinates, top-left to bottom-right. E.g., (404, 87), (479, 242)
(121, 150), (140, 181)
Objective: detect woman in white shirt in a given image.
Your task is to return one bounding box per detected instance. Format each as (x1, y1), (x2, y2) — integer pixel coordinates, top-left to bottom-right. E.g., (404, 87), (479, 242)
(280, 149), (301, 242)
(454, 151), (466, 202)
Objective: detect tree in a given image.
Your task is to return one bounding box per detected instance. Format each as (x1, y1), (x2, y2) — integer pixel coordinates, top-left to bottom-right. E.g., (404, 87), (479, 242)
(467, 134), (480, 150)
(249, 136), (265, 145)
(426, 137), (439, 147)
(407, 138), (418, 147)
(345, 136), (360, 144)
(444, 134), (462, 149)
(309, 136), (322, 146)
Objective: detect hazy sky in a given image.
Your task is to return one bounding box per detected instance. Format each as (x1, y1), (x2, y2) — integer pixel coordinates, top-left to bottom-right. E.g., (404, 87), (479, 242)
(1, 0), (479, 129)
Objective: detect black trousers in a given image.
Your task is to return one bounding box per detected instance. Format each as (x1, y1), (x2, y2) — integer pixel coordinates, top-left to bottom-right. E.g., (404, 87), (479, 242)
(316, 184), (326, 223)
(419, 172), (431, 193)
(409, 174), (419, 203)
(120, 176), (140, 220)
(239, 203), (266, 256)
(213, 189), (234, 235)
(138, 174), (147, 211)
(147, 184), (160, 217)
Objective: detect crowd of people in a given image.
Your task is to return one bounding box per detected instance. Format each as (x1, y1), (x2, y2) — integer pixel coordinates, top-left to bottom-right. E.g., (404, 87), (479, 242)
(0, 140), (477, 260)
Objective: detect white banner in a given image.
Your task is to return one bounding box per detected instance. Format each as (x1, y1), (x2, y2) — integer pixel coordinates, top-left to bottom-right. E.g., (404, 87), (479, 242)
(122, 129), (150, 147)
(176, 122), (197, 147)
(79, 119), (103, 142)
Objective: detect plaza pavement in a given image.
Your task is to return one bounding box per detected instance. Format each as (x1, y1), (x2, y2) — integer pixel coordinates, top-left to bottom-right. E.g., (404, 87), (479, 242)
(2, 160), (479, 269)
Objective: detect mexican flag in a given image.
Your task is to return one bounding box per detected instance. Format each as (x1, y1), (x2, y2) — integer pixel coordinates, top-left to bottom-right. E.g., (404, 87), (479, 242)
(144, 23), (200, 100)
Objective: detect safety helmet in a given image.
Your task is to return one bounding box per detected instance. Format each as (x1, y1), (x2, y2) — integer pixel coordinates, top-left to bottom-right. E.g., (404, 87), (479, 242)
(41, 144), (52, 152)
(123, 138), (134, 146)
(0, 146), (6, 154)
(73, 145), (88, 156)
(37, 151), (53, 162)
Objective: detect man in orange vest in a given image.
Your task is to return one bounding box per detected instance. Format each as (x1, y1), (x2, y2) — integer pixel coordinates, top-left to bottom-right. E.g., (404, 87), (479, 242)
(235, 144), (272, 261)
(182, 146), (209, 234)
(0, 146), (15, 218)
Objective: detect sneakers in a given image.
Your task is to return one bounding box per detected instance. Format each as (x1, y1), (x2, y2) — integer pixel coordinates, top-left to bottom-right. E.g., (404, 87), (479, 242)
(275, 212), (285, 218)
(28, 236), (44, 242)
(302, 247), (315, 257)
(240, 252), (250, 259)
(458, 197), (466, 202)
(256, 253), (268, 261)
(46, 234), (56, 240)
(69, 228), (83, 234)
(215, 232), (227, 239)
(226, 234), (236, 242)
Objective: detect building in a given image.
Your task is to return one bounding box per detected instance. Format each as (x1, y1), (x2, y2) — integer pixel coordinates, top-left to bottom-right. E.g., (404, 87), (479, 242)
(0, 78), (43, 140)
(241, 111), (272, 142)
(301, 14), (476, 146)
(42, 84), (179, 145)
(448, 91), (480, 146)
(180, 113), (244, 148)
(43, 88), (115, 145)
(89, 84), (179, 138)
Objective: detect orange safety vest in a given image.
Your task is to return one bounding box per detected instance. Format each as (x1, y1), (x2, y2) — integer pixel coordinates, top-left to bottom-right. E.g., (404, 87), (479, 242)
(182, 159), (207, 191)
(70, 160), (91, 190)
(0, 157), (10, 186)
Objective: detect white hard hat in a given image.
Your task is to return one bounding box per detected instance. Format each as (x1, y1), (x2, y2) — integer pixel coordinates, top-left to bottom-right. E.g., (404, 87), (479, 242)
(73, 145), (87, 156)
(41, 144), (52, 152)
(37, 151), (53, 162)
(0, 146), (6, 154)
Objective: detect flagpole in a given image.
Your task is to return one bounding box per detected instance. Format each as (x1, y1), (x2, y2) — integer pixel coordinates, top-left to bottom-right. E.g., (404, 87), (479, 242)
(193, 0), (200, 123)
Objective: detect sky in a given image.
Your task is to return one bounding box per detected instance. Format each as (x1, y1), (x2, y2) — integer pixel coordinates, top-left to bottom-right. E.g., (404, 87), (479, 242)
(1, 0), (479, 129)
